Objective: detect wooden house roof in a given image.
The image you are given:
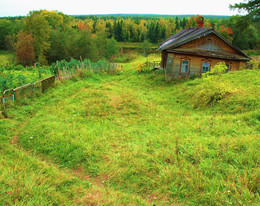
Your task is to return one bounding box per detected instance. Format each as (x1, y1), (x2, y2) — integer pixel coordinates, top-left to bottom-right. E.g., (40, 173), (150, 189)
(159, 27), (250, 61)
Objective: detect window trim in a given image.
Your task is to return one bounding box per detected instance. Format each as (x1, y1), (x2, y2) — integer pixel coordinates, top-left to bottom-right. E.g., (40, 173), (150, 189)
(200, 59), (211, 75)
(180, 57), (191, 75)
(225, 61), (232, 72)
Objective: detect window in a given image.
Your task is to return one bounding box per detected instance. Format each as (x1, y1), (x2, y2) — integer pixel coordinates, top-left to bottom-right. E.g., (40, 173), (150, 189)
(181, 60), (189, 73)
(202, 62), (210, 73)
(225, 64), (230, 73)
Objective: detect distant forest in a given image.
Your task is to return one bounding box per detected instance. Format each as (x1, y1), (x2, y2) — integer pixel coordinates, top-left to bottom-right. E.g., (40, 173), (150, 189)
(0, 11), (259, 65)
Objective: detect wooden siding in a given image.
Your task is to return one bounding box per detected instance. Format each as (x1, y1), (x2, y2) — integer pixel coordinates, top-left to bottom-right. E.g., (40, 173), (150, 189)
(179, 34), (237, 54)
(165, 53), (245, 80)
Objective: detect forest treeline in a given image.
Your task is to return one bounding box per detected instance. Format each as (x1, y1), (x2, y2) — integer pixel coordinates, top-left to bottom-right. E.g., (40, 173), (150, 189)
(0, 10), (259, 65)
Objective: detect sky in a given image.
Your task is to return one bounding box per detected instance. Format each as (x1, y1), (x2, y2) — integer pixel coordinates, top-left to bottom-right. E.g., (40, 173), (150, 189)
(0, 0), (244, 17)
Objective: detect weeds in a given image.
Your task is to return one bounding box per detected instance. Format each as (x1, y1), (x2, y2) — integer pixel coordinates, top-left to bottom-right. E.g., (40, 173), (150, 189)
(0, 54), (259, 205)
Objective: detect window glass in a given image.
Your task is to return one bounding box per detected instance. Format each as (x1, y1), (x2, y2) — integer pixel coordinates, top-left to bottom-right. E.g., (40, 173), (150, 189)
(202, 62), (210, 73)
(181, 60), (189, 73)
(225, 64), (230, 73)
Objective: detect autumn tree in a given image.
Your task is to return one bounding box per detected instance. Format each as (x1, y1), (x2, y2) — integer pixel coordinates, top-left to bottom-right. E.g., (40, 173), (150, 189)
(15, 32), (36, 66)
(186, 15), (209, 28)
(215, 24), (233, 42)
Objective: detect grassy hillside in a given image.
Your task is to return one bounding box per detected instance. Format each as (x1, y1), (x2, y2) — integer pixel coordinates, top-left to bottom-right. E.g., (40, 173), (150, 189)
(0, 55), (259, 205)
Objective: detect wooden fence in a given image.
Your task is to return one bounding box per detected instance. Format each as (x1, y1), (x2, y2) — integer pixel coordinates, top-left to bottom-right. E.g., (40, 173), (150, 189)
(1, 76), (55, 110)
(1, 62), (120, 110)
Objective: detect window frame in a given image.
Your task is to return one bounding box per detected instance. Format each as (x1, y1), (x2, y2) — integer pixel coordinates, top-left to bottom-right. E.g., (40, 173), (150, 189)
(180, 57), (191, 75)
(200, 59), (211, 75)
(225, 61), (232, 72)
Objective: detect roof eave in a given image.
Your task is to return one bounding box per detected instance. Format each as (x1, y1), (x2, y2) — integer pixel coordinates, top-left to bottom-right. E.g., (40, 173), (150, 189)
(166, 49), (251, 61)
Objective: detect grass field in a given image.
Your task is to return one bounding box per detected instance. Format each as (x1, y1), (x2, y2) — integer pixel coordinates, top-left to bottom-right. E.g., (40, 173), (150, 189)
(0, 54), (259, 205)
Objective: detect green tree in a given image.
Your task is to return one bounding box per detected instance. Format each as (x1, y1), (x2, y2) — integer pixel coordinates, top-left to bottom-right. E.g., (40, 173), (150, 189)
(105, 37), (119, 60)
(46, 29), (69, 63)
(229, 1), (259, 50)
(230, 0), (260, 22)
(69, 29), (97, 61)
(0, 19), (22, 50)
(142, 39), (152, 57)
(24, 11), (51, 64)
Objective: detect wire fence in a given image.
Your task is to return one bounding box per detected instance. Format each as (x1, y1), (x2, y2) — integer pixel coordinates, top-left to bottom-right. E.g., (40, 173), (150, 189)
(1, 76), (55, 110)
(1, 62), (119, 110)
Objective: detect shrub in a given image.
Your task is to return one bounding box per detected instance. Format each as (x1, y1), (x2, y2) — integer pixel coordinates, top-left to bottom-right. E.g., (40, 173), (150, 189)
(15, 32), (36, 66)
(136, 63), (150, 73)
(113, 53), (139, 63)
(195, 62), (238, 106)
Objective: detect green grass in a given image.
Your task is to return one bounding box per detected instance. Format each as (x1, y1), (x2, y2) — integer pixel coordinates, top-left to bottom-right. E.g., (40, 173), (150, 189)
(119, 42), (158, 50)
(0, 50), (16, 66)
(0, 55), (259, 205)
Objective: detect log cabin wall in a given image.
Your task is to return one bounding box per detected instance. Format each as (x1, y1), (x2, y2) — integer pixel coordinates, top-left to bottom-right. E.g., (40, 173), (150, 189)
(165, 52), (246, 80)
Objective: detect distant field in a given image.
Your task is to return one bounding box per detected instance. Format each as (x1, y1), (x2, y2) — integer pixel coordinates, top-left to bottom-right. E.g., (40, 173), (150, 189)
(119, 42), (158, 49)
(0, 55), (259, 205)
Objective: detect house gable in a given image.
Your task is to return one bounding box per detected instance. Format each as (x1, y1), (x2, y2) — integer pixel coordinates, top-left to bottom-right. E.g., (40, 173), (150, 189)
(159, 27), (250, 60)
(178, 33), (237, 54)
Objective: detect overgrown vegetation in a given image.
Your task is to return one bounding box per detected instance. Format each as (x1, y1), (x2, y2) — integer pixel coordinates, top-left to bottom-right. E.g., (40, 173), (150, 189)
(0, 55), (259, 205)
(0, 56), (115, 92)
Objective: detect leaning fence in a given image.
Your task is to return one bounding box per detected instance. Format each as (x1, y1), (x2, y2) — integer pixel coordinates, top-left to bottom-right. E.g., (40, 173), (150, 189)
(1, 76), (55, 110)
(1, 62), (119, 110)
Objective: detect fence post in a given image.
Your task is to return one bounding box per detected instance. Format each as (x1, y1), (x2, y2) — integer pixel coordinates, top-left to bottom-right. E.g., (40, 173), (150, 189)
(2, 89), (15, 109)
(56, 61), (60, 80)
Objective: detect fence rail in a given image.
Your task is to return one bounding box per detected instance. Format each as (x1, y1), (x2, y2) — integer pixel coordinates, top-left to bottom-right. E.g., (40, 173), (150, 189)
(1, 62), (120, 111)
(144, 61), (161, 68)
(1, 76), (55, 110)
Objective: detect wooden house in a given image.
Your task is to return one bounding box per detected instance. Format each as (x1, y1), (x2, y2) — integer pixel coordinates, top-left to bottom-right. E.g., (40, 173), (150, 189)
(158, 27), (251, 81)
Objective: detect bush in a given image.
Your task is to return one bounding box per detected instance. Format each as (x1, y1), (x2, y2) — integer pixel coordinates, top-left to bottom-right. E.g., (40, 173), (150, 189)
(136, 63), (150, 73)
(245, 57), (260, 70)
(113, 53), (139, 63)
(195, 62), (238, 106)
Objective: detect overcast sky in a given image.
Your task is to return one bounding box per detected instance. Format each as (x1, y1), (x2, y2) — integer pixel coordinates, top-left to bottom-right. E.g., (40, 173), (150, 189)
(0, 0), (244, 17)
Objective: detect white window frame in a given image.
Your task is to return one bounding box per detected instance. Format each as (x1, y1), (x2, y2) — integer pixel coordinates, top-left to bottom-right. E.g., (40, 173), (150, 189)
(181, 60), (189, 73)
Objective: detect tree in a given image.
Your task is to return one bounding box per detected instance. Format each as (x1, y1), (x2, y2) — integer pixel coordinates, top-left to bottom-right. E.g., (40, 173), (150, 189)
(215, 24), (233, 42)
(186, 15), (206, 28)
(24, 11), (51, 65)
(0, 19), (22, 50)
(46, 29), (69, 63)
(228, 15), (258, 49)
(69, 29), (97, 61)
(229, 1), (259, 49)
(15, 32), (36, 66)
(142, 39), (152, 57)
(105, 37), (119, 60)
(230, 0), (260, 22)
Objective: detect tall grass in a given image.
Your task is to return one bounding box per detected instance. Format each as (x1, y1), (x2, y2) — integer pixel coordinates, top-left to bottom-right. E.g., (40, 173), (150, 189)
(0, 55), (259, 205)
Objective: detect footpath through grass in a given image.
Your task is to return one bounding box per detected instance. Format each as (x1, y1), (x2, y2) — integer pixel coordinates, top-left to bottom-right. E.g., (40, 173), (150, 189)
(0, 56), (259, 205)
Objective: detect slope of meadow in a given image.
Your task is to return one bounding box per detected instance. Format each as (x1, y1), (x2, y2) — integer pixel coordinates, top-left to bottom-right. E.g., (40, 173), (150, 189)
(0, 56), (259, 205)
